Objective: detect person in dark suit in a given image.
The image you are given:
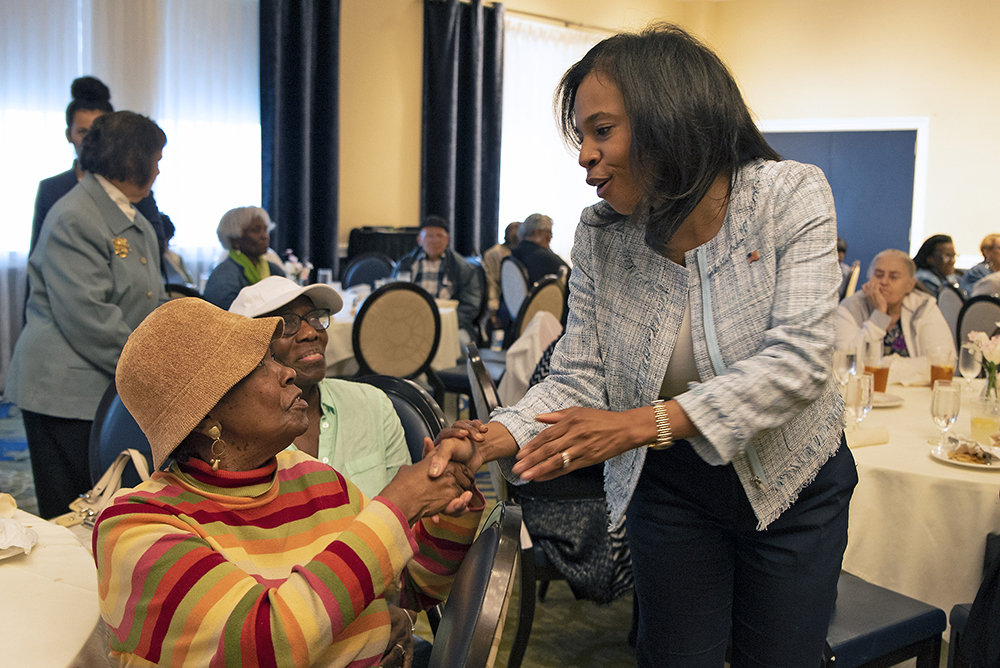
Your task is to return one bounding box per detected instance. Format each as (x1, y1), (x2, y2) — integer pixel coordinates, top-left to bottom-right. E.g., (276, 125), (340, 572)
(30, 77), (172, 267)
(7, 111), (168, 519)
(511, 213), (570, 286)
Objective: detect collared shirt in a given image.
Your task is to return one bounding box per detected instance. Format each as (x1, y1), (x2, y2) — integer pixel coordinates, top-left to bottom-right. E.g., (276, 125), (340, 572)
(93, 174), (137, 222)
(287, 378), (410, 498)
(412, 251), (453, 299)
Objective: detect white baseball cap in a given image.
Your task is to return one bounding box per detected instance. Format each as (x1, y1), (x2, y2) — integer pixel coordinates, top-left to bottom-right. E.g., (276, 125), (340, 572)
(229, 276), (343, 318)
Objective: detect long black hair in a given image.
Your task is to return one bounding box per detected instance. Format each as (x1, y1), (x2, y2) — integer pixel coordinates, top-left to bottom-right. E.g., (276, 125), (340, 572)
(913, 234), (953, 272)
(554, 23), (779, 252)
(65, 76), (113, 128)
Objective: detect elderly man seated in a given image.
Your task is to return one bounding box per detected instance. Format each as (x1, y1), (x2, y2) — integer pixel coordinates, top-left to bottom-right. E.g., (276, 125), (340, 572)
(511, 213), (570, 286)
(393, 215), (481, 344)
(230, 276), (410, 497)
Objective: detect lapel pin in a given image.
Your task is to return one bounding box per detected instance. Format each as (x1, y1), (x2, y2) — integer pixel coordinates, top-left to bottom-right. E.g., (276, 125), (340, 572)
(747, 250), (760, 264)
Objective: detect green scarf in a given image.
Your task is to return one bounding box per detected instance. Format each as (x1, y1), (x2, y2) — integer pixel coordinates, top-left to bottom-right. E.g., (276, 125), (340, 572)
(228, 249), (272, 285)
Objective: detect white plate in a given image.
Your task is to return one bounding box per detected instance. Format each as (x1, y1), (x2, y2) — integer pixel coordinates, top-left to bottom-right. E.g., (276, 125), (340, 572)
(929, 445), (1000, 470)
(872, 392), (904, 408)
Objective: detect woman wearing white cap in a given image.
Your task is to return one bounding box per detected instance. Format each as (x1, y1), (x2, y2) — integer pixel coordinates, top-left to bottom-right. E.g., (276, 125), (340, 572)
(230, 276), (411, 497)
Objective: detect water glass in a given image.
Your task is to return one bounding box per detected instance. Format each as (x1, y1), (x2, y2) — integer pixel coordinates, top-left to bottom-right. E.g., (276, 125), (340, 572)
(317, 268), (334, 285)
(832, 349), (858, 387)
(959, 344), (981, 390)
(844, 372), (874, 430)
(930, 379), (961, 445)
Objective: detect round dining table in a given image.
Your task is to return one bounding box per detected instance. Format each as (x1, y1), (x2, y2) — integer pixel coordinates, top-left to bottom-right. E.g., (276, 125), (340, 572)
(843, 379), (1000, 631)
(0, 509), (101, 667)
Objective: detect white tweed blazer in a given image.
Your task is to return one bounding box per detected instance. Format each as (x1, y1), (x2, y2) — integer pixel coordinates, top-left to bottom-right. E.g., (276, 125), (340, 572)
(492, 159), (844, 530)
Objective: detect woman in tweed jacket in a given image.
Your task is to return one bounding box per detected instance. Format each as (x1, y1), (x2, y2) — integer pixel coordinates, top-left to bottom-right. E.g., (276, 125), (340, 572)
(432, 24), (857, 667)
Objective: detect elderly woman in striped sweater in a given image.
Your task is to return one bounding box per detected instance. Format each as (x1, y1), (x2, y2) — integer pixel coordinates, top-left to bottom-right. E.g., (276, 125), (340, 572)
(95, 298), (482, 668)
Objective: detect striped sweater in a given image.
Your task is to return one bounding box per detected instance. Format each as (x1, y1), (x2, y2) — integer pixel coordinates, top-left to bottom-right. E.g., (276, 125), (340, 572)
(94, 450), (484, 667)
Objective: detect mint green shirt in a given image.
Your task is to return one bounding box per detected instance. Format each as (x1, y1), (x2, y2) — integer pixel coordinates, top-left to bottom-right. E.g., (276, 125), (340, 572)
(288, 379), (411, 498)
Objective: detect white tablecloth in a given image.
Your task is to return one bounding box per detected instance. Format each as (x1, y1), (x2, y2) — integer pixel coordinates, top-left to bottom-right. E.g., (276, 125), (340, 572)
(324, 303), (461, 376)
(843, 381), (1000, 626)
(0, 510), (100, 667)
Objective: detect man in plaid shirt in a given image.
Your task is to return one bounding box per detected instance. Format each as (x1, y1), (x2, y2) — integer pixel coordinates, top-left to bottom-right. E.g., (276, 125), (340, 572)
(393, 215), (482, 344)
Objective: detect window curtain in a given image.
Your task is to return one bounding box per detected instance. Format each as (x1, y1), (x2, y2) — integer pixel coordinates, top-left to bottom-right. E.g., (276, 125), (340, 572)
(0, 0), (260, 393)
(422, 0), (504, 256)
(498, 17), (607, 262)
(259, 0), (340, 278)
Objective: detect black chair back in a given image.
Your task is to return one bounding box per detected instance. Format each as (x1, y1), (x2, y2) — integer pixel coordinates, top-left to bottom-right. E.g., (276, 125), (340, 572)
(958, 295), (1000, 345)
(466, 256), (489, 345)
(354, 375), (446, 463)
(89, 383), (155, 487)
(428, 502), (522, 668)
(352, 282), (441, 380)
(343, 252), (394, 289)
(165, 283), (204, 300)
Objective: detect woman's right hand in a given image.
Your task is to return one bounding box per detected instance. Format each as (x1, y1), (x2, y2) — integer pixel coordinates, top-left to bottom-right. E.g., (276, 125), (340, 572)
(380, 439), (477, 524)
(861, 277), (888, 314)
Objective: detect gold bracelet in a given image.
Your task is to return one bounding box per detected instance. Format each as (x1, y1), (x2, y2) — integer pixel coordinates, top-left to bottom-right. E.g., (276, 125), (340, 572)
(648, 399), (673, 450)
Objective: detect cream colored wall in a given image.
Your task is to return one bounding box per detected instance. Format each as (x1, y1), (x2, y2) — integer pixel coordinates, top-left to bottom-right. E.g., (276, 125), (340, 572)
(677, 0), (1000, 262)
(338, 0), (685, 248)
(341, 0), (999, 260)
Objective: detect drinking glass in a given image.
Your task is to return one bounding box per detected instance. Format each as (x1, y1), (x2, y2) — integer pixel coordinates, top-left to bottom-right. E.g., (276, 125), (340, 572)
(316, 268), (334, 285)
(959, 344), (981, 391)
(930, 379), (961, 446)
(862, 338), (888, 393)
(928, 346), (957, 385)
(832, 349), (858, 388)
(844, 372), (874, 430)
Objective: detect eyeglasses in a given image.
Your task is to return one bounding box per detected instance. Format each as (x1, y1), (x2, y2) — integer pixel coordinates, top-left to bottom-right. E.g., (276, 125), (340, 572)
(276, 309), (331, 337)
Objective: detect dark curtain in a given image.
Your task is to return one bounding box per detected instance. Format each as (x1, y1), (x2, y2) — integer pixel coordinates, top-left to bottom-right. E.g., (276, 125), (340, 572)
(260, 0), (340, 276)
(422, 0), (504, 256)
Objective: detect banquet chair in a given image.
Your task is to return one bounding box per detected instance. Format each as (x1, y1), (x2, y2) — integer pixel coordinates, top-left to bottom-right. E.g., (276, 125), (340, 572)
(500, 256), (530, 334)
(512, 276), (567, 341)
(957, 294), (1000, 346)
(937, 283), (966, 345)
(821, 572), (946, 668)
(164, 283), (203, 300)
(354, 374), (447, 464)
(351, 282), (444, 400)
(428, 502), (521, 668)
(947, 531), (1000, 668)
(466, 343), (633, 668)
(89, 383), (155, 488)
(342, 252), (394, 289)
(466, 256), (490, 347)
(844, 261), (861, 299)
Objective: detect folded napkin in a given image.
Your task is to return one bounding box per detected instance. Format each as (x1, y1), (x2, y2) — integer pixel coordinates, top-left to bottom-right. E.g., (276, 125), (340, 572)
(887, 355), (930, 387)
(846, 426), (890, 448)
(0, 492), (38, 559)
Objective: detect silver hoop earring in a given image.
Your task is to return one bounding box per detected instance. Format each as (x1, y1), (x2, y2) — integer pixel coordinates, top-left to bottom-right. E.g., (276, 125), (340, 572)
(208, 425), (227, 471)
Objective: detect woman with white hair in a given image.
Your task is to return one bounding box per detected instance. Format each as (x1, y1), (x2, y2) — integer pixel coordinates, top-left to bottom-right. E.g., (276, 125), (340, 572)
(837, 248), (953, 357)
(203, 206), (286, 309)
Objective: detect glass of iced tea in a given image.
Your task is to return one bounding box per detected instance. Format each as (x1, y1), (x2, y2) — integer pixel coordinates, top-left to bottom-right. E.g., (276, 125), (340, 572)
(863, 338), (889, 393)
(928, 346), (956, 386)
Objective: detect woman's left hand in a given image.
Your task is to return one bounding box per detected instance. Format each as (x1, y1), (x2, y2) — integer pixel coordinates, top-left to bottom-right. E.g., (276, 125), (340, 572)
(510, 407), (643, 482)
(378, 605), (415, 668)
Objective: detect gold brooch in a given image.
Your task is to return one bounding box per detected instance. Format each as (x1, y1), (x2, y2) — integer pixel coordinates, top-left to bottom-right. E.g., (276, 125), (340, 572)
(113, 237), (130, 258)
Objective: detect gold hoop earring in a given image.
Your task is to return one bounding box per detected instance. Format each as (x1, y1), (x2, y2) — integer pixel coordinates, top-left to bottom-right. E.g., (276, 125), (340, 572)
(208, 425), (227, 471)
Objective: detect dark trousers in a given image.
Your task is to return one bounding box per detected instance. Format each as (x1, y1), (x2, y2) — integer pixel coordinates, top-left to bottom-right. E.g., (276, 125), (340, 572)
(21, 410), (93, 519)
(625, 437), (857, 668)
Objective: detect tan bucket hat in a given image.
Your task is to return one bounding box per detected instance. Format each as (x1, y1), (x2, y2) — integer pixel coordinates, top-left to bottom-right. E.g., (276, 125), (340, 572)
(116, 298), (283, 469)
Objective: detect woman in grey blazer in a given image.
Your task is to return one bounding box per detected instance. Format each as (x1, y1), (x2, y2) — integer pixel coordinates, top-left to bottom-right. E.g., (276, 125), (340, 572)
(432, 24), (856, 667)
(7, 111), (167, 518)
